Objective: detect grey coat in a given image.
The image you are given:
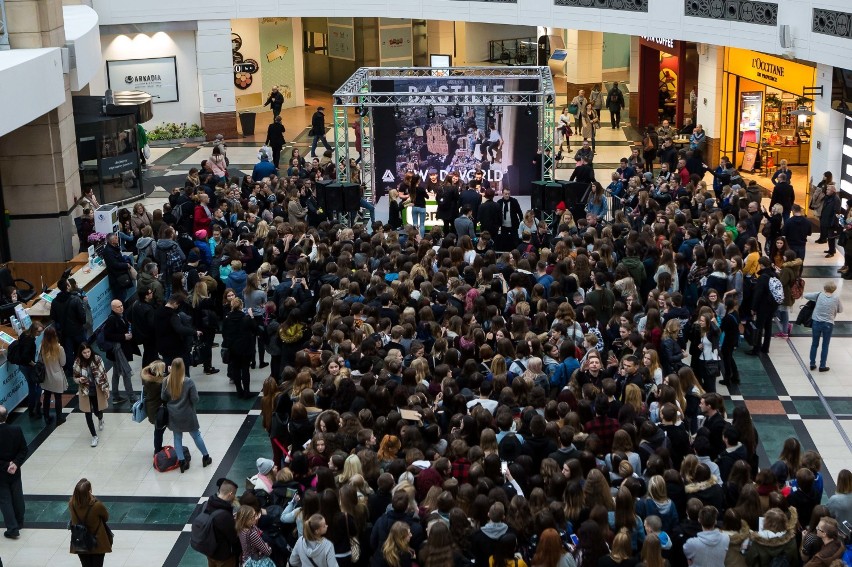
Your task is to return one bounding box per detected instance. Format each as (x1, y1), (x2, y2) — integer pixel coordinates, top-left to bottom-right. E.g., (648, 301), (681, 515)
(161, 378), (200, 433)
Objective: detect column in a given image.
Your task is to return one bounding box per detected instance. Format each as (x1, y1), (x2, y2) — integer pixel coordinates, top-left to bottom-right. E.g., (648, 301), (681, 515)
(810, 64), (845, 188)
(628, 36), (640, 126)
(426, 20), (455, 62)
(697, 44), (724, 169)
(0, 0), (81, 262)
(564, 30), (603, 99)
(196, 20), (238, 140)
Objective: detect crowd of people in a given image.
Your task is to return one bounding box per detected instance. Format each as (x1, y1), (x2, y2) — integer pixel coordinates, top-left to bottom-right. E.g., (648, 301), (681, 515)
(3, 101), (851, 567)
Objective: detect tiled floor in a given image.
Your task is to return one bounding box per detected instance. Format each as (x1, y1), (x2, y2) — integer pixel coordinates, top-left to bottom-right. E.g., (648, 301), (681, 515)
(9, 104), (852, 566)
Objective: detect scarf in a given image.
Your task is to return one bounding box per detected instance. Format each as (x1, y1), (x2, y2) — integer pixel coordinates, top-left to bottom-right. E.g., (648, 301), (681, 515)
(201, 203), (212, 219)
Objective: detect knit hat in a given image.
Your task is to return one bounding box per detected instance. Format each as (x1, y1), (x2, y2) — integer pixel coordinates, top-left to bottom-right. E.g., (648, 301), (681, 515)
(256, 458), (274, 475)
(556, 201), (566, 211)
(195, 229), (207, 240)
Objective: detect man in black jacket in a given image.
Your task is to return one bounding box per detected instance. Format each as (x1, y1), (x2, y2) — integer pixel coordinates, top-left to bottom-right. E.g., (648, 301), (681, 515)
(458, 184), (481, 223)
(104, 299), (139, 405)
(716, 425), (748, 482)
(102, 233), (133, 301)
(309, 107), (331, 158)
(496, 188), (523, 251)
(130, 286), (158, 366)
(50, 278), (87, 375)
(606, 82), (625, 129)
(747, 256), (780, 355)
(477, 188), (501, 241)
(770, 172), (795, 222)
(782, 204), (812, 260)
(203, 478), (240, 565)
(0, 405), (28, 539)
(154, 293), (199, 372)
(370, 490), (425, 558)
(265, 115), (286, 168)
(820, 183), (842, 258)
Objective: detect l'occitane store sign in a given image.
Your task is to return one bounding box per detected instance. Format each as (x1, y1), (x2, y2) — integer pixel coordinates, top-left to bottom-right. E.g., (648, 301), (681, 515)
(725, 47), (815, 92)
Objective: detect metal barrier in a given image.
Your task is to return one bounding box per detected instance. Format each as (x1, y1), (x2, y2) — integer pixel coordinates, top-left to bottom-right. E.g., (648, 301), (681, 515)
(488, 38), (536, 65)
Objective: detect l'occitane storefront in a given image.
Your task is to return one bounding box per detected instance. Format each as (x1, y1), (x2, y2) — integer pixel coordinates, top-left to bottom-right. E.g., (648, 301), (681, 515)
(719, 48), (816, 176)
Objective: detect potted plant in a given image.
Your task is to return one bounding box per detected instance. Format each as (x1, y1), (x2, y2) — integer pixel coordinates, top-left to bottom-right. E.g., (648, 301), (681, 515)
(764, 94), (782, 107)
(147, 122), (207, 146)
(87, 232), (108, 257)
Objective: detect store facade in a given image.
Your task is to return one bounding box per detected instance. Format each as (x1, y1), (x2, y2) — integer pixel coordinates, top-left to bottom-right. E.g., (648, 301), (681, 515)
(719, 47), (816, 174)
(636, 36), (698, 129)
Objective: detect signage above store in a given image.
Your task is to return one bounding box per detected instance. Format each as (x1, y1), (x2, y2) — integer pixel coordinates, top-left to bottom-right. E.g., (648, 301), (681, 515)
(841, 115), (852, 194)
(639, 35), (681, 52)
(106, 56), (178, 103)
(725, 47), (815, 93)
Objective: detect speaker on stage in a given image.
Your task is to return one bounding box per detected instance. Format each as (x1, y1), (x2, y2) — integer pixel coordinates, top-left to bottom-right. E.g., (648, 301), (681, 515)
(315, 179), (335, 211)
(530, 181), (547, 211)
(559, 181), (591, 220)
(324, 182), (344, 213)
(545, 182), (565, 211)
(341, 183), (361, 213)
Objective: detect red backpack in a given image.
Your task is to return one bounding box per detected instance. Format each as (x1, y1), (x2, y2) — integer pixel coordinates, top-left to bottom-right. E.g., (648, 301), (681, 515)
(153, 446), (190, 472)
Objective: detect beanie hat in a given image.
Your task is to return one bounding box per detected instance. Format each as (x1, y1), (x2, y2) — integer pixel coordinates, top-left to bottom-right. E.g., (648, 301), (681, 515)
(256, 458), (274, 475)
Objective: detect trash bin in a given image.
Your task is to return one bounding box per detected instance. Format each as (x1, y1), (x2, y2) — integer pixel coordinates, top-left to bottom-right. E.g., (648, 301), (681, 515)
(239, 111), (256, 136)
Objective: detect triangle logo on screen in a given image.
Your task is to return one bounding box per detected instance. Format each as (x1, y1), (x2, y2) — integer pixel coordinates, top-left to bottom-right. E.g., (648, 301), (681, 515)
(382, 170), (395, 183)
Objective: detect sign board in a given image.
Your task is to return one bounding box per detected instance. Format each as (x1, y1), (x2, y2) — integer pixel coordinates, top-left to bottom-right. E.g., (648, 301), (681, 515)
(328, 20), (356, 61)
(725, 48), (815, 93)
(106, 56), (179, 103)
(639, 36), (681, 53)
(742, 143), (759, 171)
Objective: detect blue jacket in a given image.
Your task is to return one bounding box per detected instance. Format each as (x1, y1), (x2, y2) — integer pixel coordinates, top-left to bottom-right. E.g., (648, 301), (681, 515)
(225, 270), (248, 296)
(252, 159), (277, 180)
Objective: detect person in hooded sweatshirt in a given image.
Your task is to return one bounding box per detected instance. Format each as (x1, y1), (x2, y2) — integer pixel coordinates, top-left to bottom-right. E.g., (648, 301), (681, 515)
(225, 259), (248, 297)
(683, 505), (729, 567)
(642, 515), (674, 567)
(470, 502), (516, 567)
(743, 508), (798, 567)
(289, 513), (338, 567)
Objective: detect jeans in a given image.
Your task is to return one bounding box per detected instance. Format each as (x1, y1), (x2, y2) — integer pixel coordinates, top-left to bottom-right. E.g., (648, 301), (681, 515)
(810, 320), (834, 368)
(791, 245), (806, 261)
(84, 394), (104, 436)
(20, 365), (40, 414)
(310, 134), (331, 157)
(360, 198), (375, 229)
(775, 306), (789, 332)
(411, 206), (427, 236)
(174, 429), (209, 462)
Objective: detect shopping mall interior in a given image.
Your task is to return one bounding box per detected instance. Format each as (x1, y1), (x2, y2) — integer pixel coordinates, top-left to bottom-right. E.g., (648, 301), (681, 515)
(0, 0), (852, 565)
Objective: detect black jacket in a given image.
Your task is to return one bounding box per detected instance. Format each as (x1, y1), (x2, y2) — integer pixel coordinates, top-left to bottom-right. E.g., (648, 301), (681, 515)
(130, 299), (156, 344)
(752, 267), (779, 317)
(606, 86), (625, 111)
(437, 185), (460, 219)
(205, 494), (240, 561)
(820, 193), (841, 229)
(221, 310), (256, 355)
(498, 197), (524, 231)
(370, 510), (426, 553)
(265, 122), (286, 148)
(770, 182), (795, 215)
(783, 215), (813, 246)
(716, 444), (748, 482)
(311, 110), (325, 136)
(104, 311), (139, 361)
(50, 291), (86, 340)
(477, 199), (501, 237)
(153, 305), (196, 358)
(458, 189), (481, 221)
(0, 423), (28, 478)
(102, 242), (130, 288)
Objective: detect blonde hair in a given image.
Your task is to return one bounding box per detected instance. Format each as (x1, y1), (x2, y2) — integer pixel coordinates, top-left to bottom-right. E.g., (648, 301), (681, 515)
(234, 505), (257, 531)
(166, 358), (186, 400)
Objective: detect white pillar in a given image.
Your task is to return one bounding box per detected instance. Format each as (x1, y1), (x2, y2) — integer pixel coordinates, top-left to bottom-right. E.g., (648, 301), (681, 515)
(697, 44), (723, 139)
(564, 30), (602, 86)
(810, 63), (845, 186)
(196, 19), (238, 139)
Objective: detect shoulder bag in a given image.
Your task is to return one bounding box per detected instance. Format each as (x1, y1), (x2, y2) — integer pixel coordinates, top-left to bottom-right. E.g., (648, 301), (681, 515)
(131, 387), (147, 423)
(68, 504), (97, 552)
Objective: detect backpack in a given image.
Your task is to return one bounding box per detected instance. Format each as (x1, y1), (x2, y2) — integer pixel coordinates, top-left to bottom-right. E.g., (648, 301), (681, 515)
(768, 276), (784, 304)
(6, 340), (23, 365)
(68, 504), (97, 553)
(95, 326), (114, 353)
(153, 445), (190, 472)
(190, 503), (227, 557)
(163, 245), (184, 275)
(790, 276), (805, 301)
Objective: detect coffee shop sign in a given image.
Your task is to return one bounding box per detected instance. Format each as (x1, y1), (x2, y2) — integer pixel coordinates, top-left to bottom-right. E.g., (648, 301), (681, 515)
(641, 36), (675, 49)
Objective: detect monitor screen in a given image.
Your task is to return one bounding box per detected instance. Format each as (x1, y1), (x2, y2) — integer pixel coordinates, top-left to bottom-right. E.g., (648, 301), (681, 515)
(550, 50), (568, 61)
(430, 54), (451, 68)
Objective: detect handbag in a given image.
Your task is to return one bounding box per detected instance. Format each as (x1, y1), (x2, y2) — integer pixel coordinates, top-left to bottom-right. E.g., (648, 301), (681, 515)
(796, 298), (817, 328)
(33, 361), (47, 384)
(131, 388), (146, 423)
(243, 557), (275, 567)
(344, 512), (361, 562)
(190, 337), (204, 367)
(568, 103), (579, 115)
(700, 351), (722, 378)
(269, 412), (289, 440)
(68, 504), (97, 552)
(115, 271), (133, 289)
(155, 405), (169, 429)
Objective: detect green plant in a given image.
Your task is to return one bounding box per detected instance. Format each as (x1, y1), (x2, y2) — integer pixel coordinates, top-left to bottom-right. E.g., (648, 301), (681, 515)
(795, 96), (811, 106)
(147, 122), (207, 141)
(764, 94), (782, 107)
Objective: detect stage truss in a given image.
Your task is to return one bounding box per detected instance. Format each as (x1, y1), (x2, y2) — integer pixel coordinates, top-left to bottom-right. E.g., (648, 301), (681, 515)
(332, 66), (557, 225)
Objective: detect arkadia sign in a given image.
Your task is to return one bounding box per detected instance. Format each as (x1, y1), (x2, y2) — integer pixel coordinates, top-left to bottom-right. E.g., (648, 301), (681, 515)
(107, 56), (179, 103)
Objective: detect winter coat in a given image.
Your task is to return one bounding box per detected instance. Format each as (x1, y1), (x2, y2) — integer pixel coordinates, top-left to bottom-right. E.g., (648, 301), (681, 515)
(778, 258), (803, 307)
(205, 494), (240, 562)
(371, 510), (426, 555)
(50, 290), (87, 340)
(130, 211), (153, 237)
(103, 312), (140, 362)
(102, 242), (131, 289)
(638, 498), (679, 534)
(225, 269), (248, 297)
(154, 239), (185, 275)
(744, 527), (798, 567)
(722, 520), (750, 567)
(161, 378), (200, 433)
(153, 305), (196, 359)
(751, 268), (779, 318)
(39, 348), (67, 394)
(221, 310), (256, 355)
(141, 367), (165, 425)
(470, 522), (515, 567)
(69, 499), (112, 555)
(137, 271), (164, 306)
(685, 477), (726, 514)
(804, 538), (844, 567)
(73, 356), (110, 412)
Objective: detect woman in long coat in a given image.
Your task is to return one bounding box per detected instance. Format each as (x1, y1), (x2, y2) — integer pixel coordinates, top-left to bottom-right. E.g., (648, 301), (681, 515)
(68, 478), (112, 561)
(40, 327), (67, 427)
(142, 360), (167, 454)
(161, 358), (212, 473)
(72, 343), (110, 448)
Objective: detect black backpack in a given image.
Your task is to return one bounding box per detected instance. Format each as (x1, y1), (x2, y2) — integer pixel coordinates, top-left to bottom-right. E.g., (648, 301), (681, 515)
(190, 503), (226, 557)
(6, 340), (23, 365)
(69, 504), (97, 553)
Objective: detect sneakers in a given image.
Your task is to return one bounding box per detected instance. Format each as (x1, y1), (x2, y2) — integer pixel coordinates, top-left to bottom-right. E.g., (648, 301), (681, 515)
(773, 332), (788, 338)
(91, 436), (99, 447)
(98, 418), (104, 431)
(787, 323), (793, 335)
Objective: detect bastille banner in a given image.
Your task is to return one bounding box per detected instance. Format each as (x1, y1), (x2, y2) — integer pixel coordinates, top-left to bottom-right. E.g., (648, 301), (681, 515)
(370, 77), (540, 196)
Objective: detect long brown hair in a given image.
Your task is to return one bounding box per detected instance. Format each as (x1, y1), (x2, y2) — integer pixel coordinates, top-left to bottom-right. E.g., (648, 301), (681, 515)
(41, 327), (62, 364)
(532, 528), (566, 567)
(166, 358), (186, 400)
(70, 478), (94, 510)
